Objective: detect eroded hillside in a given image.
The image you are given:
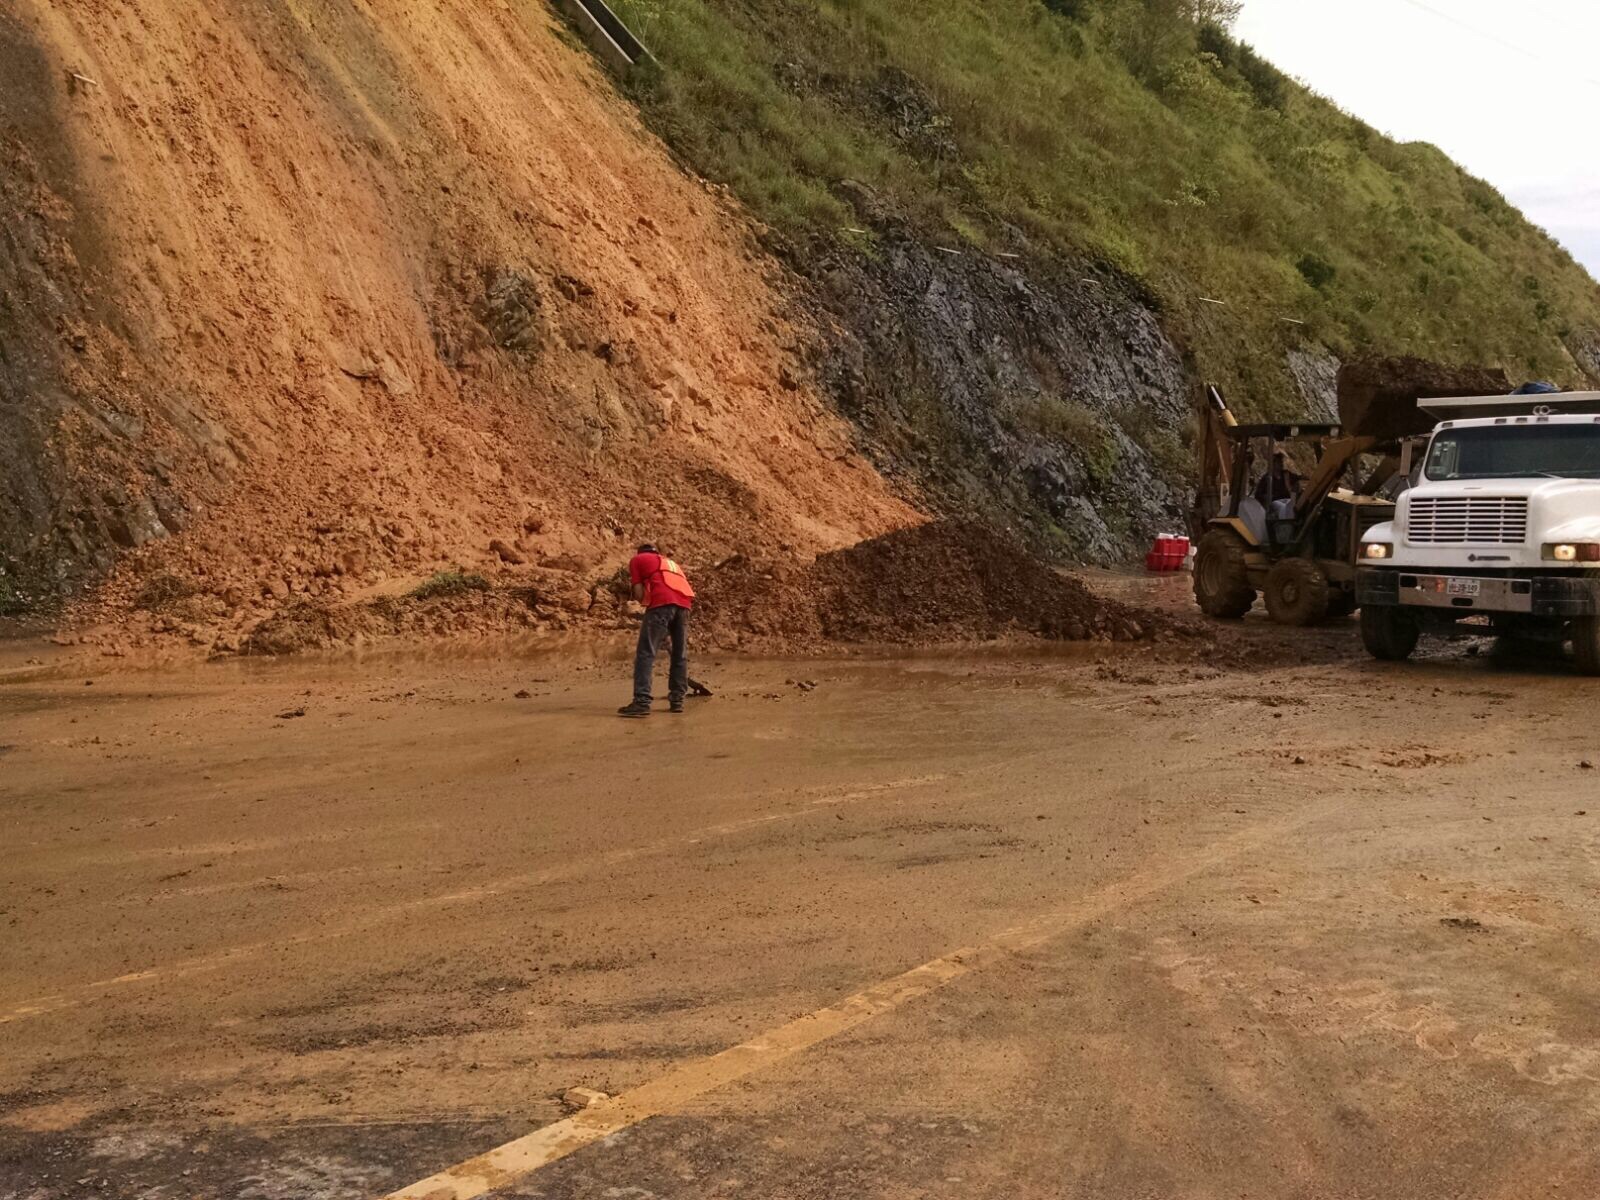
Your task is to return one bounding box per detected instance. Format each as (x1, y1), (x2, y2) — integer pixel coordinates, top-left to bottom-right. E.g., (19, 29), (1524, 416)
(0, 0), (914, 636)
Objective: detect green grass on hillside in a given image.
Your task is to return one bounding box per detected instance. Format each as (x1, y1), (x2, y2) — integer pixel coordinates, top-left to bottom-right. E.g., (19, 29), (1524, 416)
(608, 0), (1599, 410)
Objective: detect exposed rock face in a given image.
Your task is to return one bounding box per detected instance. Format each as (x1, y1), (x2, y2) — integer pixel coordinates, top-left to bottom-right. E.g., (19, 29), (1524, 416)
(1569, 330), (1600, 383)
(809, 231), (1193, 560)
(1286, 348), (1340, 422)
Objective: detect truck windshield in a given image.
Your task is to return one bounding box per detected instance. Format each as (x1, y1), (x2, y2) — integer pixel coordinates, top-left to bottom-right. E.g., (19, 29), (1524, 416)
(1425, 424), (1600, 480)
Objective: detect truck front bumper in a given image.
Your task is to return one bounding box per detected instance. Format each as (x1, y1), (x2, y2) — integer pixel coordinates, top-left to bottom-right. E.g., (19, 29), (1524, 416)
(1357, 569), (1600, 617)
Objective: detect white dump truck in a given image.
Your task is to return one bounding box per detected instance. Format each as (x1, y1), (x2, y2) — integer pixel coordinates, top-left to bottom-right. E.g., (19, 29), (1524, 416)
(1355, 391), (1600, 672)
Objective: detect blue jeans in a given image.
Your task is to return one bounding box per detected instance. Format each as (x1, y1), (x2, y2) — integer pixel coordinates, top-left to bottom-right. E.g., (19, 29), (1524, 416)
(633, 605), (690, 705)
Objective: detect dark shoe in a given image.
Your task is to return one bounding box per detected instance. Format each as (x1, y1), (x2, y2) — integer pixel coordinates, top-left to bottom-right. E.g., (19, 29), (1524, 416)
(617, 701), (652, 718)
(669, 699), (685, 714)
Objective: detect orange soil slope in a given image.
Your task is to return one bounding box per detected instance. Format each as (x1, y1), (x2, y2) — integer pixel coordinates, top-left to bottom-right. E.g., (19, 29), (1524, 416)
(11, 0), (915, 638)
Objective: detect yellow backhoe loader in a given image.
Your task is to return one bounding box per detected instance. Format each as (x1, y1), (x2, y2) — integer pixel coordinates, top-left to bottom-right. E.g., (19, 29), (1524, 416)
(1190, 360), (1509, 626)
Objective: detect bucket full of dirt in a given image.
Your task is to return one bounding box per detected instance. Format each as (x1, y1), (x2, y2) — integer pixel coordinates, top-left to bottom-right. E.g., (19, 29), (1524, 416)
(1336, 356), (1510, 442)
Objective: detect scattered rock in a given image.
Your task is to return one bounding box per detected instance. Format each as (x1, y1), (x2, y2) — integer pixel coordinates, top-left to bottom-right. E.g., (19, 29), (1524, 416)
(332, 345), (380, 379)
(513, 689), (532, 699)
(554, 274), (594, 302)
(475, 266), (545, 354)
(375, 354), (414, 397)
(555, 587), (592, 614)
(489, 539), (525, 565)
(276, 707), (306, 720)
(1439, 916), (1484, 930)
(540, 553), (590, 573)
(560, 1087), (610, 1111)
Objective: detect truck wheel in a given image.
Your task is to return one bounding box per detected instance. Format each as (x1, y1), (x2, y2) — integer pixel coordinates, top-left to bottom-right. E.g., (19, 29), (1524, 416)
(1571, 617), (1600, 676)
(1193, 529), (1256, 619)
(1360, 605), (1419, 662)
(1264, 559), (1331, 626)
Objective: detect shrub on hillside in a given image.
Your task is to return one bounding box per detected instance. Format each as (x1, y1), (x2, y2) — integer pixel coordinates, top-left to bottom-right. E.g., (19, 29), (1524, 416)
(1041, 0), (1092, 18)
(1297, 254), (1337, 292)
(1197, 23), (1288, 110)
(1016, 396), (1120, 484)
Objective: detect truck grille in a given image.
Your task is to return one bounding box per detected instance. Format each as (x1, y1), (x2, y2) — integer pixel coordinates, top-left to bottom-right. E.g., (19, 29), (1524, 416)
(1355, 506), (1391, 539)
(1406, 496), (1529, 545)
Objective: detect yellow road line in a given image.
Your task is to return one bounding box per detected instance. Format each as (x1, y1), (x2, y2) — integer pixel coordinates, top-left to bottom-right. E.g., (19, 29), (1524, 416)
(382, 810), (1303, 1200)
(0, 775), (948, 1026)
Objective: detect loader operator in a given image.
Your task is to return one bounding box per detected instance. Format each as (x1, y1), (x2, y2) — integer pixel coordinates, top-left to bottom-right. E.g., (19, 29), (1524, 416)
(1254, 451), (1299, 509)
(618, 543), (696, 719)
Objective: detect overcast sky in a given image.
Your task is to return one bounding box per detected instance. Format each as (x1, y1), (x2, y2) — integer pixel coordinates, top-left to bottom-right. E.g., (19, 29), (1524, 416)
(1234, 0), (1600, 281)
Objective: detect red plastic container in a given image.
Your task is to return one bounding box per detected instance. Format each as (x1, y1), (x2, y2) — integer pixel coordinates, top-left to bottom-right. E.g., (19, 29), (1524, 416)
(1145, 534), (1190, 573)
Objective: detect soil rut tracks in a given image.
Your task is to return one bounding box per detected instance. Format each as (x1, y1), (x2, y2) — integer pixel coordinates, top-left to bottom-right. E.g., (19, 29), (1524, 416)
(0, 774), (952, 1026)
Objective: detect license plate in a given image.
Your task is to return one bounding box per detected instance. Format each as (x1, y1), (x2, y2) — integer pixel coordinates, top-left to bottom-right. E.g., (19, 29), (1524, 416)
(1446, 578), (1481, 597)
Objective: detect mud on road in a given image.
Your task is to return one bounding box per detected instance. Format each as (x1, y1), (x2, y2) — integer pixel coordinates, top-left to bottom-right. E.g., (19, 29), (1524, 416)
(3, 594), (1600, 1197)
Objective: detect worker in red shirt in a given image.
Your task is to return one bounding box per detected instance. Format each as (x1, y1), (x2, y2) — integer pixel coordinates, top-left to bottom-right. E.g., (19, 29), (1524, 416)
(618, 543), (696, 718)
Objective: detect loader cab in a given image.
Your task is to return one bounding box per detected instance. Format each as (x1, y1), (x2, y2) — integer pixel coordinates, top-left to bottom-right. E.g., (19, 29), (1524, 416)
(1206, 421), (1343, 549)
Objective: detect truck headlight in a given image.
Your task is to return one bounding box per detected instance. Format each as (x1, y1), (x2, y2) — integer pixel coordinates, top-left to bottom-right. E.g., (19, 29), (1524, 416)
(1545, 543), (1600, 562)
(1363, 542), (1392, 560)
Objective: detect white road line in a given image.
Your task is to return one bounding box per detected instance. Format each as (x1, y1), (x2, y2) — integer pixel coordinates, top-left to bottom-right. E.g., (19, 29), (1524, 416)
(381, 810), (1305, 1200)
(0, 775), (949, 1026)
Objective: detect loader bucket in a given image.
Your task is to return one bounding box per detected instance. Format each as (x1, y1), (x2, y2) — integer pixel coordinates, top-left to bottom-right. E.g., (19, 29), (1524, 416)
(1336, 357), (1510, 443)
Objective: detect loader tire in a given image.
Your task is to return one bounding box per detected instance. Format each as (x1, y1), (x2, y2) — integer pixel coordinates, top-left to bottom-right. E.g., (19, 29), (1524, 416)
(1193, 529), (1255, 619)
(1360, 604), (1419, 662)
(1264, 558), (1331, 627)
(1571, 617), (1600, 676)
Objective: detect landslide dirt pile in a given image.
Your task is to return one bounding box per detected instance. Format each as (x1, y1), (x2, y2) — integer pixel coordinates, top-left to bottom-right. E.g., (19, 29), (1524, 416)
(238, 565), (610, 657)
(693, 521), (1205, 650)
(223, 521), (1203, 658)
(0, 0), (914, 655)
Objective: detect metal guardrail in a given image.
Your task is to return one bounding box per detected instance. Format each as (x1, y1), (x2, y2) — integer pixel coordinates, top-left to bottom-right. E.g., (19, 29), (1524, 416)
(550, 0), (654, 74)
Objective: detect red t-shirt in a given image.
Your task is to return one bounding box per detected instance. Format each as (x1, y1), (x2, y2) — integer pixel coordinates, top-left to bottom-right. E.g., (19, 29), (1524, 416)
(629, 552), (695, 610)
